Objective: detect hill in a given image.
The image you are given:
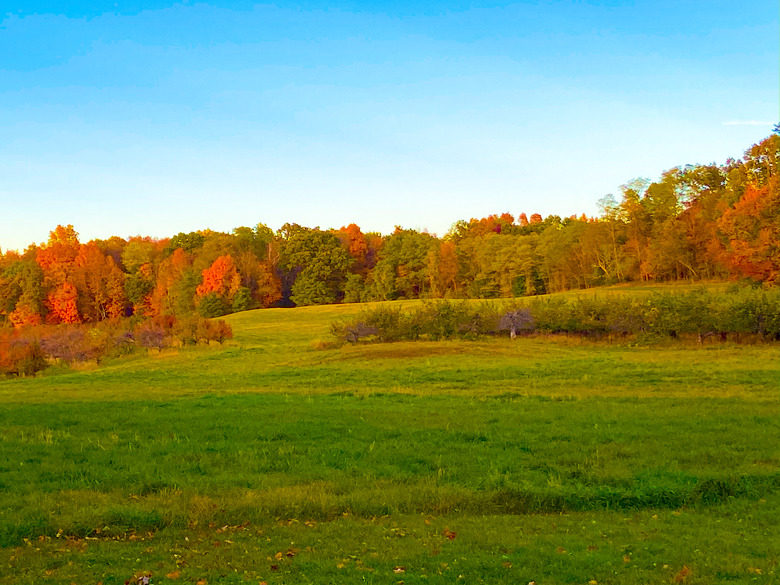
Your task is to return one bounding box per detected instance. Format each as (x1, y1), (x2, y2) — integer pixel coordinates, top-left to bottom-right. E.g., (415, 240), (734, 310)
(0, 287), (778, 584)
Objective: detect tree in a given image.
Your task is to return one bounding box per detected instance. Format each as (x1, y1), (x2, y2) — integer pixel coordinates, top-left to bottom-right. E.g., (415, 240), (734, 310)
(196, 255), (242, 301)
(426, 240), (459, 297)
(718, 177), (780, 283)
(149, 248), (193, 316)
(35, 225), (83, 324)
(0, 331), (48, 377)
(279, 227), (353, 306)
(336, 224), (369, 271)
(371, 228), (437, 300)
(165, 231), (205, 255)
(230, 250), (281, 309)
(596, 194), (627, 282)
(457, 234), (538, 298)
(72, 242), (127, 321)
(499, 308), (535, 339)
(45, 282), (81, 324)
(197, 292), (231, 318)
(0, 260), (46, 327)
(619, 179), (652, 280)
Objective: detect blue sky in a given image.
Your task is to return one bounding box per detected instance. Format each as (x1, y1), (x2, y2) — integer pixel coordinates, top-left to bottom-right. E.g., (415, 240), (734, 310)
(1, 1), (777, 252)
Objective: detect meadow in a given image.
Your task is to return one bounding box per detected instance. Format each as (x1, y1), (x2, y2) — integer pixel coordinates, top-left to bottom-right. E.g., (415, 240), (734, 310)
(0, 287), (778, 584)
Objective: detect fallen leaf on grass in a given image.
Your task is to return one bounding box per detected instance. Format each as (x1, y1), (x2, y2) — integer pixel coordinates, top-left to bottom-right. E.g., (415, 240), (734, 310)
(393, 566), (406, 573)
(165, 571), (181, 580)
(556, 547), (566, 554)
(673, 565), (691, 583)
(443, 528), (457, 540)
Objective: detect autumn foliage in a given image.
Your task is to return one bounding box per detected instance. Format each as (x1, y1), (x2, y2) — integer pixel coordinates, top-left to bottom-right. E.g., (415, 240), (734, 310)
(0, 133), (778, 332)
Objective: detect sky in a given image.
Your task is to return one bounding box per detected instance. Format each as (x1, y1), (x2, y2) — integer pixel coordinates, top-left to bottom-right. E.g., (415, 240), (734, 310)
(1, 0), (778, 252)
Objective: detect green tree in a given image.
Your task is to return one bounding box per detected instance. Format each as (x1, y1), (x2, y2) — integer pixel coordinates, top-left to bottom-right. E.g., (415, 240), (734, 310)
(370, 228), (437, 300)
(279, 226), (353, 306)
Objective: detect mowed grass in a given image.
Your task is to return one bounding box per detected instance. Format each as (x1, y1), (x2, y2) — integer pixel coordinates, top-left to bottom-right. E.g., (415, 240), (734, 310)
(0, 286), (778, 584)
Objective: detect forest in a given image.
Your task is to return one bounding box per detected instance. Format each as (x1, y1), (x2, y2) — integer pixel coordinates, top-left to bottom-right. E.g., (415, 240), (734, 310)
(1, 133), (777, 328)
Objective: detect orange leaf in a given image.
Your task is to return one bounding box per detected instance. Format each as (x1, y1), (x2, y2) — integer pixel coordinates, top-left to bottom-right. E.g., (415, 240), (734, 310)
(673, 565), (691, 583)
(165, 571), (181, 580)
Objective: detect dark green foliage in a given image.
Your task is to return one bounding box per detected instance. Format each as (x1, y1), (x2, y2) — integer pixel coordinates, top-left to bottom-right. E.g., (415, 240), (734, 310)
(174, 268), (201, 316)
(0, 259), (45, 319)
(230, 286), (253, 312)
(370, 229), (438, 300)
(281, 228), (354, 306)
(124, 272), (154, 308)
(197, 292), (231, 318)
(165, 231), (206, 255)
(342, 273), (365, 303)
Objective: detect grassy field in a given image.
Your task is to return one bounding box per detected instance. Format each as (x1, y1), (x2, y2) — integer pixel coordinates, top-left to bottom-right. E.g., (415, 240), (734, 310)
(0, 286), (778, 584)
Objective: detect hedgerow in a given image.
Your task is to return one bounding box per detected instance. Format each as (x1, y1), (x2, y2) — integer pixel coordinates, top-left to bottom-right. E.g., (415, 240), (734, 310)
(331, 287), (780, 345)
(0, 315), (233, 377)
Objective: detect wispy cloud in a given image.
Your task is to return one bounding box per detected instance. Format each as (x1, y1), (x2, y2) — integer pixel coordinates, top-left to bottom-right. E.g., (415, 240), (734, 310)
(722, 120), (773, 126)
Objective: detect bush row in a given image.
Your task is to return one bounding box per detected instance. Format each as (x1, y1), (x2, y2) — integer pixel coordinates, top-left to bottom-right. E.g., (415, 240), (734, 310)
(0, 316), (233, 377)
(331, 287), (780, 344)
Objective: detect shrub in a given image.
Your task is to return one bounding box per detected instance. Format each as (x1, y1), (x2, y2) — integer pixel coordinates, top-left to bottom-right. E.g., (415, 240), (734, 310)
(39, 326), (104, 363)
(231, 287), (253, 313)
(529, 297), (575, 333)
(0, 331), (48, 377)
(197, 292), (231, 318)
(330, 287), (780, 346)
(197, 318), (233, 344)
(134, 320), (168, 350)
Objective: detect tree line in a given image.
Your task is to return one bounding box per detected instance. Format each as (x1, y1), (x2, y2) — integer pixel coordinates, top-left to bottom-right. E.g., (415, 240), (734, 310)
(0, 133), (777, 327)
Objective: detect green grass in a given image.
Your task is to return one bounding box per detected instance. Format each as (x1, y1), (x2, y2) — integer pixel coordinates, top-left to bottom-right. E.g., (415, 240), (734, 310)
(0, 284), (778, 584)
